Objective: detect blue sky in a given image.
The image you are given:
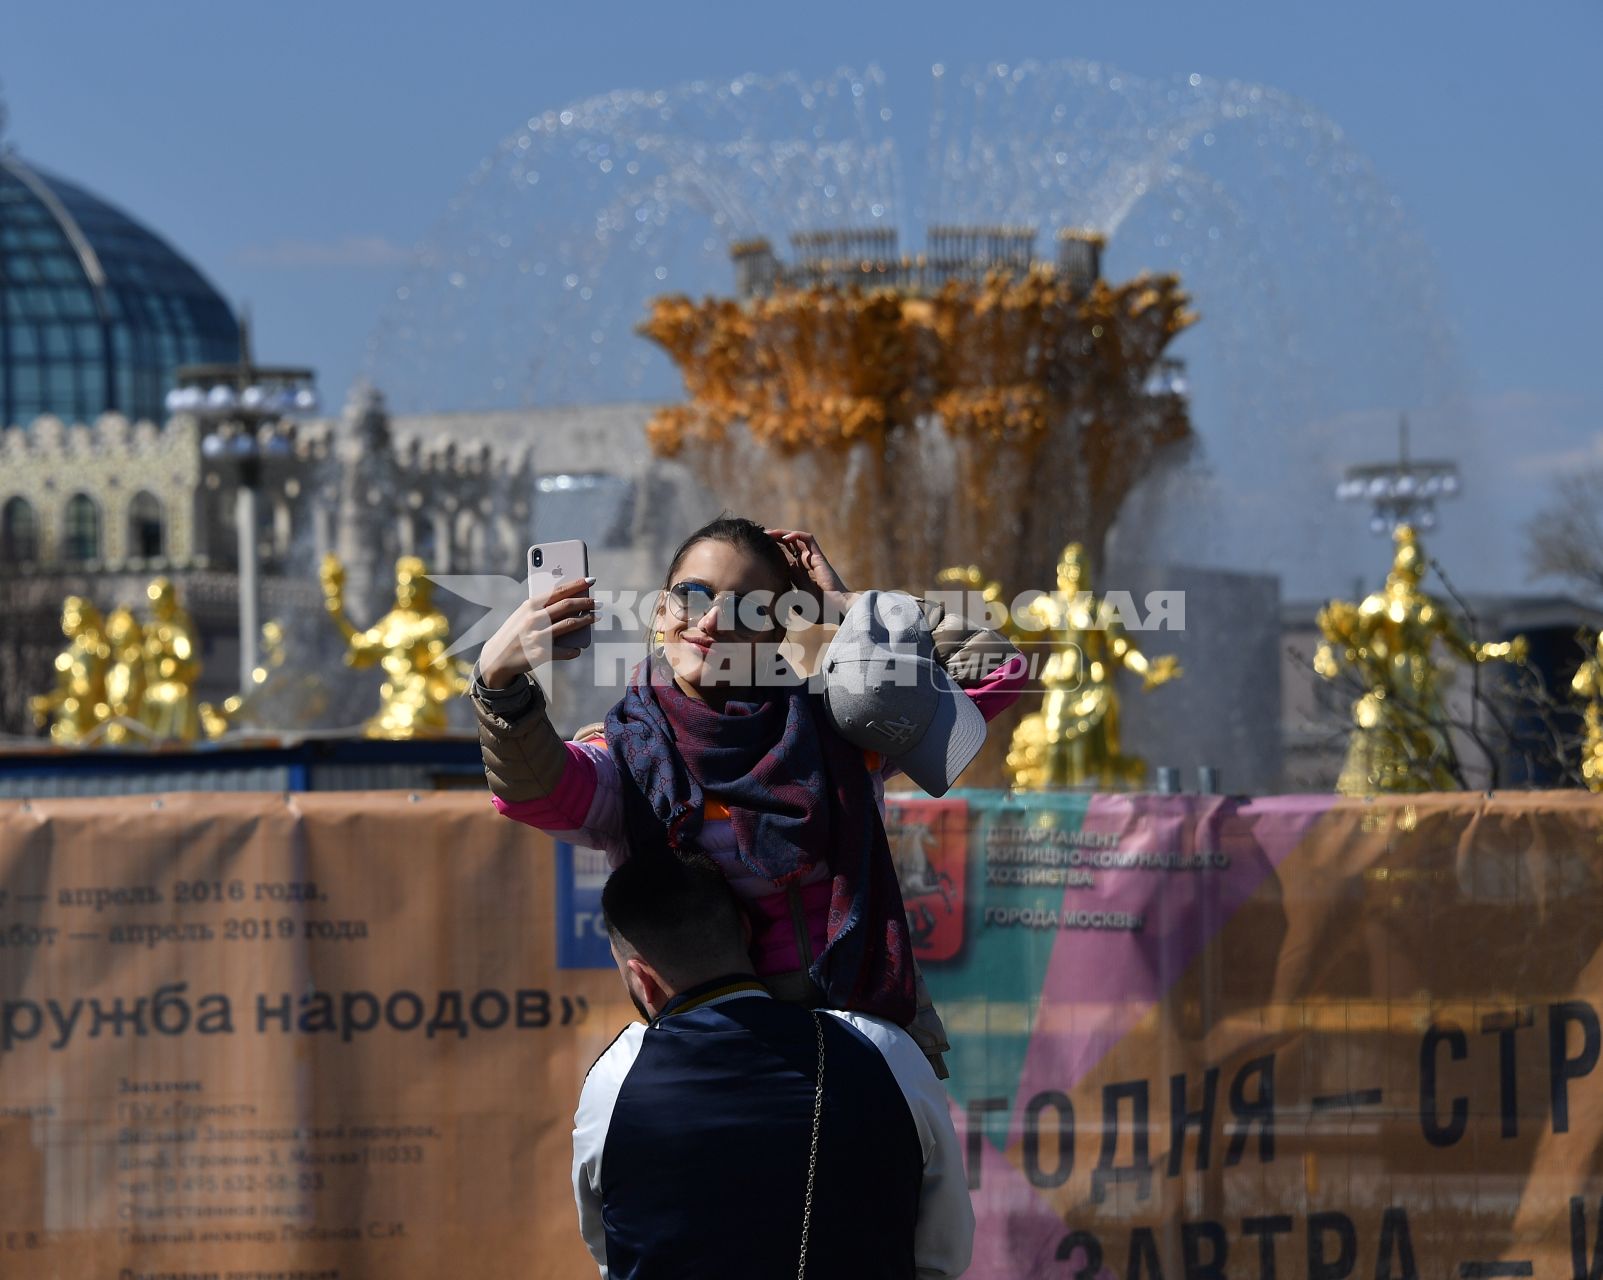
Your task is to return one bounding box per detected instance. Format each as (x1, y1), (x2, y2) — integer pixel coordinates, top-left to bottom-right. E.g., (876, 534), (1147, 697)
(4, 0), (1600, 592)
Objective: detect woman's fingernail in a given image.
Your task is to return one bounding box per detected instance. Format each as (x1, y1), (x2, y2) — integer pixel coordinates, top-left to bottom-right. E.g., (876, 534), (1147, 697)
(584, 576), (598, 585)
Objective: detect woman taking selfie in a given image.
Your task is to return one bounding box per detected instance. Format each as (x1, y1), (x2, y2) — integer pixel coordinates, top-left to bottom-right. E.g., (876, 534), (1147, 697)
(471, 516), (1024, 1072)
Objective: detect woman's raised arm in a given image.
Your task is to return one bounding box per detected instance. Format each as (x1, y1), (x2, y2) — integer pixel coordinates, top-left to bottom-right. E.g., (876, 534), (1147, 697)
(917, 595), (1029, 722)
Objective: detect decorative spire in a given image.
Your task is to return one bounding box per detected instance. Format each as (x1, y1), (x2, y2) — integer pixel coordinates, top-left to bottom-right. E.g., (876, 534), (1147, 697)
(340, 379), (389, 448)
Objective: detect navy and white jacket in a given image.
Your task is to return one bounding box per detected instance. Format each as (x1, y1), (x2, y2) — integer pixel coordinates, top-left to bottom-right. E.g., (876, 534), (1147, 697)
(572, 977), (974, 1279)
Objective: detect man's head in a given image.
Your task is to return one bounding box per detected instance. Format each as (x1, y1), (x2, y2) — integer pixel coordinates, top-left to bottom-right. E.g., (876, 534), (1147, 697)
(601, 854), (753, 1020)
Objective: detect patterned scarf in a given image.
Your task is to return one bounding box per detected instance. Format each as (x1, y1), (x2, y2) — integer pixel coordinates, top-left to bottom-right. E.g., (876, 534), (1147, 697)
(605, 653), (915, 1026)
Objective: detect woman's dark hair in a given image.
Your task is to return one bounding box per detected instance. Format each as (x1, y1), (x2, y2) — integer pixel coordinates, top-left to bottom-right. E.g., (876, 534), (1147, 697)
(652, 514), (793, 639)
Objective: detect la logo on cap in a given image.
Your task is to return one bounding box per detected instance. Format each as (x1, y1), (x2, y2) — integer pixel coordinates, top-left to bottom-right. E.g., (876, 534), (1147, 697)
(866, 716), (919, 748)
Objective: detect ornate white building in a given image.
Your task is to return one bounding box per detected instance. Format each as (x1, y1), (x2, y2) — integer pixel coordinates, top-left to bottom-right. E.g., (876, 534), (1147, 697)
(0, 387), (539, 735)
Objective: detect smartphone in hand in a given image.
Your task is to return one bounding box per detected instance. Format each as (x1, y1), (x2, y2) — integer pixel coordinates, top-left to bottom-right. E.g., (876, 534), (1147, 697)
(527, 539), (592, 650)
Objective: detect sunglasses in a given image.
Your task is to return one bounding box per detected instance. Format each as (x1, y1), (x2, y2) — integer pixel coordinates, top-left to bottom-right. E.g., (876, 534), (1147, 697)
(664, 581), (778, 636)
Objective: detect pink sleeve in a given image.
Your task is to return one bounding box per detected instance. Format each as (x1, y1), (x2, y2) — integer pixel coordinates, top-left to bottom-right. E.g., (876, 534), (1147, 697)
(967, 652), (1029, 722)
(491, 739), (629, 864)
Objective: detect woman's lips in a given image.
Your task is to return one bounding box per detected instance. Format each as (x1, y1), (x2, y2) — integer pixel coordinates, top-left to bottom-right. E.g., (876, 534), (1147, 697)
(683, 636), (714, 654)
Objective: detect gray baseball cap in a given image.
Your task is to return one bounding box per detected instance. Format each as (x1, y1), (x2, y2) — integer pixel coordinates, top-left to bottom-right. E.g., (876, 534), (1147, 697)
(821, 590), (987, 797)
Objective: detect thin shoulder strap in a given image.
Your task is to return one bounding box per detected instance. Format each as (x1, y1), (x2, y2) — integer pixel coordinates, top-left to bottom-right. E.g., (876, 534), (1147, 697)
(798, 1010), (825, 1279)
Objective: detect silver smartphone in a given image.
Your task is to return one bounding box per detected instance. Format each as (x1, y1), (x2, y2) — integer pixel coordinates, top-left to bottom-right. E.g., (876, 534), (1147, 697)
(527, 539), (592, 650)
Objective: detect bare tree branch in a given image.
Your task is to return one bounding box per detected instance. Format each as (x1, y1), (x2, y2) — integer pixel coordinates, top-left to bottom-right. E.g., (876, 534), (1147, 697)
(1525, 466), (1603, 597)
(1296, 565), (1590, 791)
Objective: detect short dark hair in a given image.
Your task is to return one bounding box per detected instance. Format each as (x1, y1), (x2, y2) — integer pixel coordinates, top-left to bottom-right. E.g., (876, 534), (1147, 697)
(601, 854), (749, 985)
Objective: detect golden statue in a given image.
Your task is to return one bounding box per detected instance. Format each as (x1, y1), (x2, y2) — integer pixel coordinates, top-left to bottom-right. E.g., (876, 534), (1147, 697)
(320, 554), (470, 739)
(1315, 524), (1526, 795)
(1570, 632), (1603, 792)
(101, 606), (148, 745)
(1004, 542), (1181, 789)
(139, 576), (202, 742)
(939, 546), (1180, 790)
(29, 597), (109, 745)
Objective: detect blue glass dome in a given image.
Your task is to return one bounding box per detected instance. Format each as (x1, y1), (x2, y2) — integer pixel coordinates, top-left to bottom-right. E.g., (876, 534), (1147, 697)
(0, 153), (239, 426)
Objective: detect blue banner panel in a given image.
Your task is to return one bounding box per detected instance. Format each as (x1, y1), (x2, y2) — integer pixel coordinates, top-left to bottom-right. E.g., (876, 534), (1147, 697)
(555, 839), (613, 969)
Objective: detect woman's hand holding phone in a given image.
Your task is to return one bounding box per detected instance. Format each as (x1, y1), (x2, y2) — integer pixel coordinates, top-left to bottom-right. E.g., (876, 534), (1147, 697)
(479, 575), (597, 689)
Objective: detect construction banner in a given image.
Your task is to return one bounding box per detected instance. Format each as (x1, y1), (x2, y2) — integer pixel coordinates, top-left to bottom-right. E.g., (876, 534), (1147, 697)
(0, 792), (636, 1280)
(902, 791), (1603, 1280)
(1, 790), (1601, 1278)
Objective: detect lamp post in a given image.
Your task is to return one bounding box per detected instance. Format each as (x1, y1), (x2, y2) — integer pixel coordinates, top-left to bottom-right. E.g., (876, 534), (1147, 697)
(170, 316), (317, 691)
(1335, 414), (1460, 535)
